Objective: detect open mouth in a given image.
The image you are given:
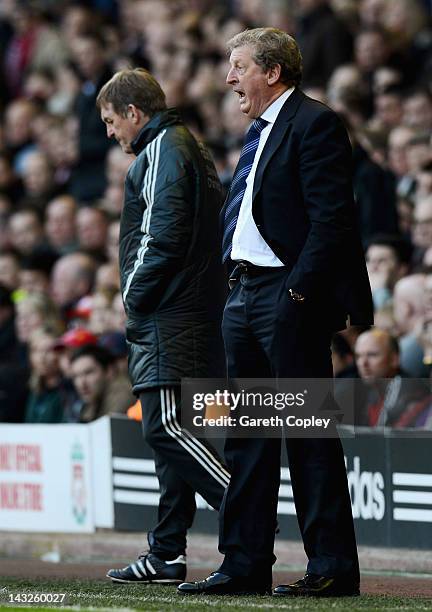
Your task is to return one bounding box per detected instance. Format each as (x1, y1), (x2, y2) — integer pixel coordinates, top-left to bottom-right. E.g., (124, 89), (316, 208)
(235, 90), (245, 100)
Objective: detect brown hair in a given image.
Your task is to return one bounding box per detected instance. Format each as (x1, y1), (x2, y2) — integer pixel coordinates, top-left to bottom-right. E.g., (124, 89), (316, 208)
(96, 68), (166, 117)
(226, 28), (302, 87)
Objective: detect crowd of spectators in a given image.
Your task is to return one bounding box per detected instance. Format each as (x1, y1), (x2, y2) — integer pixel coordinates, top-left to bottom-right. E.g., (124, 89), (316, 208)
(0, 0), (431, 428)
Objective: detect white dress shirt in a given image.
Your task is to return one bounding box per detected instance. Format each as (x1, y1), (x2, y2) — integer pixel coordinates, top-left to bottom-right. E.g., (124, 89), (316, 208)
(231, 87), (294, 266)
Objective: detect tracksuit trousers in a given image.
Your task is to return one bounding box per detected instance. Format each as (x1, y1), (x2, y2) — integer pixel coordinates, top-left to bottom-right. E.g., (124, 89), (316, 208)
(139, 386), (229, 559)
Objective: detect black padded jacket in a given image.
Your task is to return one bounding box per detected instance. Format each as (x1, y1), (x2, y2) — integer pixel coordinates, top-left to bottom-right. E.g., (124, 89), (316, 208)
(120, 109), (225, 393)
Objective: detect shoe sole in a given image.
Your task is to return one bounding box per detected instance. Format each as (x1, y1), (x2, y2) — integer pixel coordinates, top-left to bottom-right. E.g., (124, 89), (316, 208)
(108, 575), (183, 585)
(273, 590), (360, 598)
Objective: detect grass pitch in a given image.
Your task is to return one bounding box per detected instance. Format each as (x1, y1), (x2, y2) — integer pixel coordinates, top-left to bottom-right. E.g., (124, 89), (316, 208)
(1, 578), (432, 611)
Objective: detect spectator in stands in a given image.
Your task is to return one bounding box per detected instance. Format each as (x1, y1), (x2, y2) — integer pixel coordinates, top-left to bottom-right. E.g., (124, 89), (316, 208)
(2, 1), (68, 99)
(54, 326), (97, 382)
(0, 250), (20, 291)
(50, 252), (96, 319)
(88, 290), (115, 335)
(24, 329), (64, 423)
(402, 89), (432, 131)
(295, 0), (353, 88)
(8, 209), (45, 257)
(373, 302), (397, 334)
(366, 234), (411, 309)
(382, 0), (430, 86)
(19, 150), (58, 212)
(413, 194), (432, 263)
(76, 206), (108, 262)
(372, 87), (404, 132)
(19, 250), (58, 296)
(400, 294), (432, 428)
(60, 3), (96, 49)
(95, 263), (120, 293)
(3, 98), (38, 172)
(406, 133), (432, 181)
(326, 64), (371, 129)
(372, 66), (403, 96)
(69, 29), (113, 201)
(44, 195), (78, 255)
(354, 328), (427, 426)
(23, 67), (56, 106)
(393, 274), (429, 377)
(351, 130), (399, 245)
(15, 291), (63, 349)
(358, 0), (386, 29)
(69, 344), (134, 422)
(43, 115), (78, 188)
(354, 26), (392, 84)
(387, 125), (416, 199)
(332, 333), (359, 378)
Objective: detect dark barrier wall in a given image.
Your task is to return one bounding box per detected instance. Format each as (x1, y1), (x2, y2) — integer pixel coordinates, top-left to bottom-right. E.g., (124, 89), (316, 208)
(111, 417), (432, 549)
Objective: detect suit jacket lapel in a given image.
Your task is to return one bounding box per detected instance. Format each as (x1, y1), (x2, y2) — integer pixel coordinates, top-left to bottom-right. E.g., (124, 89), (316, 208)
(252, 88), (305, 202)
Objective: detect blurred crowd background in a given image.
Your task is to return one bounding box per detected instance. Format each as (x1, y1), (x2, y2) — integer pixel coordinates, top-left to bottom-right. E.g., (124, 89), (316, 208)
(1, 0), (432, 428)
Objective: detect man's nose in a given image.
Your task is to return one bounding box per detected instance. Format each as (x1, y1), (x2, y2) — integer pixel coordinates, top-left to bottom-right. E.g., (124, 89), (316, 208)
(226, 68), (236, 84)
(107, 125), (114, 138)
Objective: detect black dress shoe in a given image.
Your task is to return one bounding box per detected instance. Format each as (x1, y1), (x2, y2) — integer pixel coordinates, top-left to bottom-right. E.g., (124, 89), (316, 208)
(273, 573), (360, 597)
(178, 572), (272, 596)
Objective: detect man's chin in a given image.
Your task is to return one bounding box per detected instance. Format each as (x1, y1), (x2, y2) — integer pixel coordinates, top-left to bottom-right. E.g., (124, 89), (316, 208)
(239, 100), (250, 116)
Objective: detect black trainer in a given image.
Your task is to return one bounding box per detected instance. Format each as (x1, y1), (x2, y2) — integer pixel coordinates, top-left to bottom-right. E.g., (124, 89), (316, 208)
(107, 552), (186, 584)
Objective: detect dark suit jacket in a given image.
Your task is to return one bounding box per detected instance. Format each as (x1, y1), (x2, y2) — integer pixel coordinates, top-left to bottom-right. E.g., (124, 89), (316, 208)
(234, 88), (374, 331)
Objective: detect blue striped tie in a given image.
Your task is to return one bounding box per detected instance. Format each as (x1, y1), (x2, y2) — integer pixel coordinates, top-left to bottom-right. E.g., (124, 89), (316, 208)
(221, 117), (268, 263)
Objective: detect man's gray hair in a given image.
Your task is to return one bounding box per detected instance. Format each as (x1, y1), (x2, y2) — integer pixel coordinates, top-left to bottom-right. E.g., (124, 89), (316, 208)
(226, 28), (302, 87)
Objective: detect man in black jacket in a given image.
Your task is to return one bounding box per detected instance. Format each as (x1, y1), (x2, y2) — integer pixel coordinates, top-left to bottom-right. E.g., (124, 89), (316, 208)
(97, 68), (229, 584)
(179, 28), (373, 598)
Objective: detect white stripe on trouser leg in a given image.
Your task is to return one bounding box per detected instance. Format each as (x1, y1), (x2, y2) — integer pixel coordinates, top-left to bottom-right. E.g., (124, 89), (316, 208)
(165, 387), (230, 485)
(160, 388), (227, 488)
(167, 388), (230, 484)
(160, 388), (229, 488)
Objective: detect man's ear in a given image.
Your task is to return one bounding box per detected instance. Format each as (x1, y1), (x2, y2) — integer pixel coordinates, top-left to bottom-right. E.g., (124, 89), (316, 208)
(127, 104), (150, 128)
(267, 64), (282, 86)
(127, 104), (140, 123)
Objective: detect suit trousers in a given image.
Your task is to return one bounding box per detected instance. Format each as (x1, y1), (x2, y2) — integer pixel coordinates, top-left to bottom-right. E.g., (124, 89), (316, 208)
(218, 268), (359, 581)
(139, 386), (229, 558)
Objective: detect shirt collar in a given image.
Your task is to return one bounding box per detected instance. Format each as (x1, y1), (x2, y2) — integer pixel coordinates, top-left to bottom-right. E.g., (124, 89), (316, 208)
(261, 87), (295, 125)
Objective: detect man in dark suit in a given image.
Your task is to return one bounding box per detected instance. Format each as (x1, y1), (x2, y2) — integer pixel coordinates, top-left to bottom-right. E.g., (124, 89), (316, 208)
(178, 28), (373, 598)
